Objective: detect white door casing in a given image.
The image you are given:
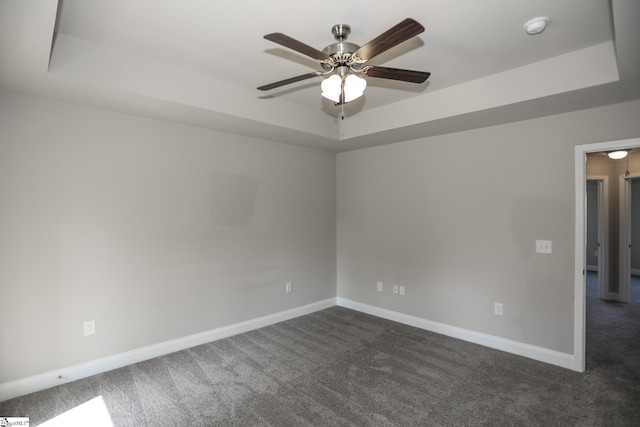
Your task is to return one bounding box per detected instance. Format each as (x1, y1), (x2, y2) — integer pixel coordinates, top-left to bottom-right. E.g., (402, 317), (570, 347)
(575, 137), (640, 372)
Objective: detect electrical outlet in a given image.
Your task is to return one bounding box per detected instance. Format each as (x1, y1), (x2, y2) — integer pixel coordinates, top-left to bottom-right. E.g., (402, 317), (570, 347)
(377, 282), (383, 292)
(84, 320), (96, 336)
(494, 303), (503, 316)
(286, 282), (293, 293)
(536, 240), (552, 254)
(393, 285), (398, 295)
(399, 286), (405, 296)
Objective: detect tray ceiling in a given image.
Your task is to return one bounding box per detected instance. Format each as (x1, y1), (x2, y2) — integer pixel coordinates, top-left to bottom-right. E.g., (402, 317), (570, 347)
(1, 0), (639, 152)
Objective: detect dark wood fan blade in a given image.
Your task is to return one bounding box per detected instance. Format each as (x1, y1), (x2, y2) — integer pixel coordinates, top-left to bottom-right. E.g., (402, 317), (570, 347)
(354, 18), (424, 62)
(264, 33), (332, 62)
(363, 66), (430, 83)
(257, 71), (323, 91)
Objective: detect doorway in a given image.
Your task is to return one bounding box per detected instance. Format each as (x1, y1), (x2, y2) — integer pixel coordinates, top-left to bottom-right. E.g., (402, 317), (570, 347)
(620, 175), (640, 303)
(574, 137), (640, 372)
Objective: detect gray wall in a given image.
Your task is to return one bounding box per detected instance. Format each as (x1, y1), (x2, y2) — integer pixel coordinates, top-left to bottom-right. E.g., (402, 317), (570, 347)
(2, 89), (640, 385)
(337, 99), (640, 354)
(0, 91), (337, 383)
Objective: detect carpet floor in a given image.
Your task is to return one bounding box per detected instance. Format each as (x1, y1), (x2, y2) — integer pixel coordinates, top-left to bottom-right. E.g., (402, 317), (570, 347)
(1, 275), (639, 426)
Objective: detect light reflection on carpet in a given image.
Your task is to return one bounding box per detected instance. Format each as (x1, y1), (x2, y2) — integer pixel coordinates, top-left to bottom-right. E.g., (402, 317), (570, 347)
(39, 396), (113, 427)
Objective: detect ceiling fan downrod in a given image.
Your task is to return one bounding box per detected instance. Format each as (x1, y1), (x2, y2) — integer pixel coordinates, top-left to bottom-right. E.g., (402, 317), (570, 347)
(331, 24), (350, 41)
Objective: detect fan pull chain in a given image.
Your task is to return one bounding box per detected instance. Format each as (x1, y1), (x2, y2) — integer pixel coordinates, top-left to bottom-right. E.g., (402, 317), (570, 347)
(626, 153), (630, 177)
(341, 102), (344, 120)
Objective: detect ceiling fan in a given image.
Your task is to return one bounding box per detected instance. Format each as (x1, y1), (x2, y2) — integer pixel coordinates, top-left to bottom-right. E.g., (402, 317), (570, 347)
(257, 18), (430, 106)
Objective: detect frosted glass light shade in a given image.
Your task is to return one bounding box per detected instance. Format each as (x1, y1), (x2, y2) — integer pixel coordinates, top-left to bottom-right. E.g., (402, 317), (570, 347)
(321, 75), (342, 103)
(608, 150), (628, 160)
(343, 74), (366, 102)
(321, 74), (367, 103)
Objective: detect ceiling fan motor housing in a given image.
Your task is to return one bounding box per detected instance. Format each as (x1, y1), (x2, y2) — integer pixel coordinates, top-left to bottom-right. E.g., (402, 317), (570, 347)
(322, 24), (361, 70)
(322, 41), (360, 56)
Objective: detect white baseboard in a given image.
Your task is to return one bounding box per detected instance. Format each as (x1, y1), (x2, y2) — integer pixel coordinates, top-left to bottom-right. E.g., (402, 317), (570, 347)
(336, 298), (577, 371)
(1, 296), (580, 402)
(605, 291), (621, 301)
(0, 298), (336, 402)
(587, 267), (640, 275)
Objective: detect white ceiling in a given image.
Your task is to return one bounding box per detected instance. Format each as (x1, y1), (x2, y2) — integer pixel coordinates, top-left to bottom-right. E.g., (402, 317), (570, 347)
(1, 0), (639, 152)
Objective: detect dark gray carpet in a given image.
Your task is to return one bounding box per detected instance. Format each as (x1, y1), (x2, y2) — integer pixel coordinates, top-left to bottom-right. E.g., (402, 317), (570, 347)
(2, 278), (639, 426)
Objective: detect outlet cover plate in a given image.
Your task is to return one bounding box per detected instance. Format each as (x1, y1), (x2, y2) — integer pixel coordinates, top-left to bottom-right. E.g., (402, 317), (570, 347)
(84, 320), (96, 336)
(536, 240), (552, 254)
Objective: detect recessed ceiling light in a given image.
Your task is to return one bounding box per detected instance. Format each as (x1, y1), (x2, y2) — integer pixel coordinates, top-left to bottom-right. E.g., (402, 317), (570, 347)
(524, 16), (550, 35)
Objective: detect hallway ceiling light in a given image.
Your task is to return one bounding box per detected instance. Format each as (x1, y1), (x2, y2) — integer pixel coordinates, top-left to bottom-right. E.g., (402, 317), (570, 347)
(608, 150), (628, 160)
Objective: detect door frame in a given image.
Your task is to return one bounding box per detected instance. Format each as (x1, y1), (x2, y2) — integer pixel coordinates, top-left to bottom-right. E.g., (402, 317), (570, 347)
(574, 137), (640, 372)
(586, 176), (609, 299)
(619, 173), (640, 303)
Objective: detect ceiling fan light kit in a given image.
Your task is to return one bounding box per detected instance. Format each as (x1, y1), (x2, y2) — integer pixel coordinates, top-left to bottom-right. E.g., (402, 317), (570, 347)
(321, 72), (367, 103)
(258, 18), (430, 111)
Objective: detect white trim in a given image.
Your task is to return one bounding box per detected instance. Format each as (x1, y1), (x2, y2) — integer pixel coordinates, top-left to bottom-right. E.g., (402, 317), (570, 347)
(0, 298), (336, 402)
(604, 291), (621, 300)
(575, 144), (587, 372)
(586, 175), (609, 298)
(619, 173), (640, 303)
(575, 137), (640, 373)
(337, 298), (576, 371)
